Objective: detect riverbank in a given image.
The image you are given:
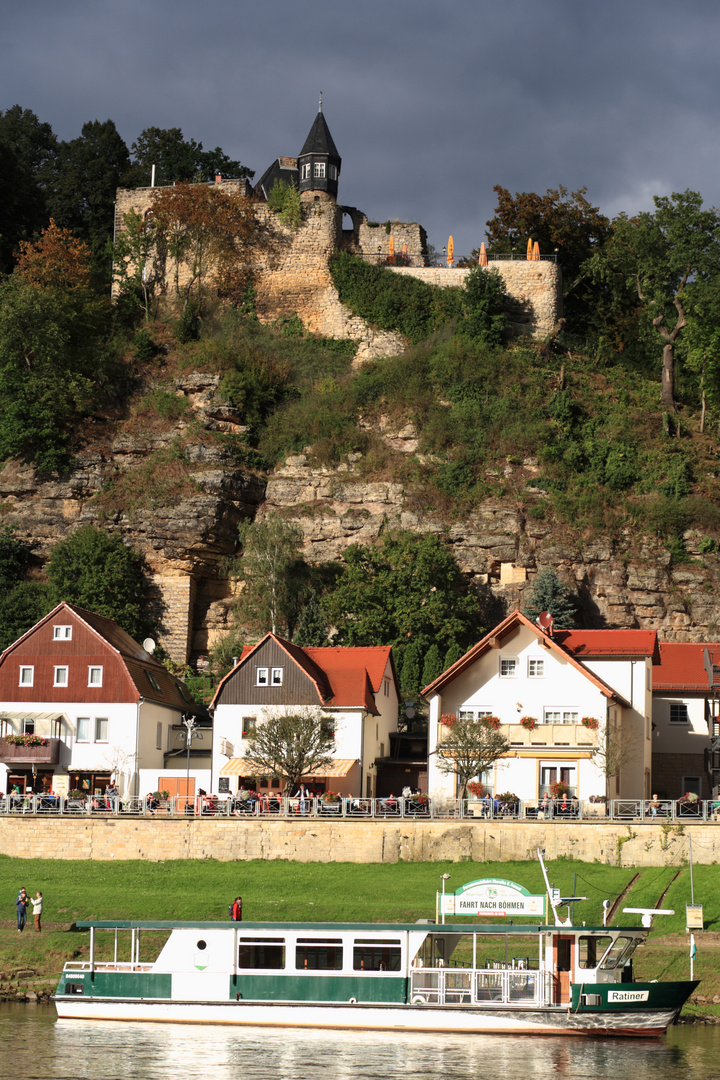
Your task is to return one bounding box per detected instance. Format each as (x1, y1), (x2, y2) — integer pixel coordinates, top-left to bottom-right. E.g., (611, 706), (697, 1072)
(2, 856), (717, 1018)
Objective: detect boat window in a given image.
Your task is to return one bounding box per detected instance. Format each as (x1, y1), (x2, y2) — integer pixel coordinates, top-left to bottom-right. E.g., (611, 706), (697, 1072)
(238, 938), (285, 969)
(196, 940), (207, 950)
(598, 935), (637, 970)
(295, 938), (343, 971)
(578, 935), (612, 969)
(353, 939), (402, 971)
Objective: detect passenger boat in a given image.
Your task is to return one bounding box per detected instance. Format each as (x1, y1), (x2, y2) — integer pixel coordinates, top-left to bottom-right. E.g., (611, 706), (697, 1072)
(53, 909), (697, 1037)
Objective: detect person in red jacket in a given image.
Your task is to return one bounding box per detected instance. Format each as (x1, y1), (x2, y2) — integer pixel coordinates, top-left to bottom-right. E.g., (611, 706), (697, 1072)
(231, 896), (243, 922)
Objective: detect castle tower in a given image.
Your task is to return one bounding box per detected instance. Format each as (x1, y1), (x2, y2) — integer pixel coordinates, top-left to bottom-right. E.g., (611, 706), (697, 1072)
(297, 95), (341, 199)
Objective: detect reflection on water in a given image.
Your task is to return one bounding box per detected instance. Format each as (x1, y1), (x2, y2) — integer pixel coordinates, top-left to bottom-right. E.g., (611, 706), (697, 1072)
(2, 1004), (720, 1080)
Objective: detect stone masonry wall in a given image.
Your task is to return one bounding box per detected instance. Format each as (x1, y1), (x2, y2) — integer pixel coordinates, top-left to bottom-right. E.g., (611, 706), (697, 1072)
(0, 816), (715, 865)
(391, 261), (563, 336)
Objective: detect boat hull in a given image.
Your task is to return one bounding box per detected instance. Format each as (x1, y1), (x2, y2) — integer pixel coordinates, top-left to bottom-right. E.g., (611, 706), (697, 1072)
(53, 997), (679, 1038)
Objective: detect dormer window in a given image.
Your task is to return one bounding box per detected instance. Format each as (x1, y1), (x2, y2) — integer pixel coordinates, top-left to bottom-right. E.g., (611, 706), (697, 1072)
(256, 668), (269, 687)
(271, 667), (283, 686)
(313, 162), (326, 178)
(53, 625), (72, 640)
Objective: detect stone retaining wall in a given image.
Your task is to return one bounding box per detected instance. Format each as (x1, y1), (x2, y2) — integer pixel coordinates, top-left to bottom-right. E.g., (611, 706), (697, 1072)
(0, 817), (712, 865)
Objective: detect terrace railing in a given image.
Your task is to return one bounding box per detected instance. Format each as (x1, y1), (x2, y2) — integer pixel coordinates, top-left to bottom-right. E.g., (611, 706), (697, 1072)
(0, 794), (716, 822)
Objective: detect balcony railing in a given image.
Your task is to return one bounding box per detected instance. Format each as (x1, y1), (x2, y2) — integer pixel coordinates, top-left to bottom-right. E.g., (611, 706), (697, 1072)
(0, 737), (61, 764)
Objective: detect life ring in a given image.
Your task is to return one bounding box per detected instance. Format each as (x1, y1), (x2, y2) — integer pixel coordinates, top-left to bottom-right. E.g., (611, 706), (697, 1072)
(412, 995), (426, 1005)
(349, 998), (357, 1004)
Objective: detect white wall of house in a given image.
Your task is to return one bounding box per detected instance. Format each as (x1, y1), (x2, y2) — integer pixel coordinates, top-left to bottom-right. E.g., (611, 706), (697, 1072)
(583, 657), (653, 798)
(212, 703), (368, 796)
(426, 625), (626, 803)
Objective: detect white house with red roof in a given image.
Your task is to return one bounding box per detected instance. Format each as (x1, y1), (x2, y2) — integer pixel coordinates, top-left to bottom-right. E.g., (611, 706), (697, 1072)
(211, 633), (400, 798)
(423, 610), (656, 805)
(651, 642), (718, 800)
(0, 602), (207, 799)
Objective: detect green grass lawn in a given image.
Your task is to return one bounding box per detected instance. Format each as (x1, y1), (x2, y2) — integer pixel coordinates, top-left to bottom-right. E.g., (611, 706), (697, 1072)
(0, 855), (714, 1015)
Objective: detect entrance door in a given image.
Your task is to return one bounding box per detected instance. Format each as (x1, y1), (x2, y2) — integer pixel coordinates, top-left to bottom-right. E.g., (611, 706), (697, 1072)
(553, 936), (574, 1004)
(164, 776), (195, 812)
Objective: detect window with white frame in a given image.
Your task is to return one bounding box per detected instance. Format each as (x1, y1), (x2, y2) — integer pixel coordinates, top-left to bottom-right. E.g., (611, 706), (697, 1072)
(301, 163), (311, 180)
(54, 666), (69, 687)
(271, 667), (283, 686)
(95, 717), (108, 742)
(88, 666), (103, 687)
(156, 722), (163, 750)
(313, 161), (326, 178)
(528, 657), (545, 677)
(499, 657), (518, 678)
(383, 679), (390, 697)
(23, 717), (35, 734)
(256, 668), (269, 687)
(76, 717), (90, 742)
(543, 708), (579, 725)
(242, 716), (257, 738)
(670, 703), (689, 723)
(19, 665), (33, 687)
(53, 625), (72, 640)
(458, 709), (494, 720)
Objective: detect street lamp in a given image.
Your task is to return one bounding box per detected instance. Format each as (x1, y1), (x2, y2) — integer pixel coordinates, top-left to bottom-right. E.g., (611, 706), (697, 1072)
(177, 713), (203, 813)
(440, 872), (451, 925)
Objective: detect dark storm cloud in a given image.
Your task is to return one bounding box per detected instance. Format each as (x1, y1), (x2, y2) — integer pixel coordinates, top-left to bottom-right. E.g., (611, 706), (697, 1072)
(2, 0), (720, 257)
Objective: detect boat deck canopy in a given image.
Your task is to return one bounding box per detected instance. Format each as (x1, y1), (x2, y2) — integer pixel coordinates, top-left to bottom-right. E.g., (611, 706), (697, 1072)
(74, 920), (641, 934)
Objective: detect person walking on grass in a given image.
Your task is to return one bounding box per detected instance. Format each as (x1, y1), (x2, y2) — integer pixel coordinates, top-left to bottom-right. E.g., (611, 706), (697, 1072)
(15, 887), (28, 932)
(32, 891), (43, 932)
(231, 896), (243, 922)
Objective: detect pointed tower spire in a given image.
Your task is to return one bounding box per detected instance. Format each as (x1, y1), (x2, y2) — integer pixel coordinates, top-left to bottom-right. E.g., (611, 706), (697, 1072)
(298, 100), (341, 199)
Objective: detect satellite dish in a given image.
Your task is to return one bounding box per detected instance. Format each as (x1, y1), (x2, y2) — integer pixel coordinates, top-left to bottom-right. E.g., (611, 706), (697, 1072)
(537, 611), (553, 629)
(142, 638), (156, 655)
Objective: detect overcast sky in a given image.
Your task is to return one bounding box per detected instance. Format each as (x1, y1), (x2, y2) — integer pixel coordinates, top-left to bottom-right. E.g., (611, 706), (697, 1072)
(3, 0), (719, 258)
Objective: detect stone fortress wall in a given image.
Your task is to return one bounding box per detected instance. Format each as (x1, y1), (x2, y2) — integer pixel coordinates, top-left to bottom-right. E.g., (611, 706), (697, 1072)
(113, 180), (561, 357)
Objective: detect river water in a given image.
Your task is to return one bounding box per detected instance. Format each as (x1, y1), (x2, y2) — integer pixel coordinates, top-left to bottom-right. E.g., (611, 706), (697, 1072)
(2, 1003), (720, 1080)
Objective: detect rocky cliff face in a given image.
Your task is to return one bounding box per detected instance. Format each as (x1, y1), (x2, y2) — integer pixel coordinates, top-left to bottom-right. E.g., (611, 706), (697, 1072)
(2, 384), (717, 663)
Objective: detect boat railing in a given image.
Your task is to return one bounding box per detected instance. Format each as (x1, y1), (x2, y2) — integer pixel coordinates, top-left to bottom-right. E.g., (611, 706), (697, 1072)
(410, 967), (552, 1007)
(62, 960), (155, 973)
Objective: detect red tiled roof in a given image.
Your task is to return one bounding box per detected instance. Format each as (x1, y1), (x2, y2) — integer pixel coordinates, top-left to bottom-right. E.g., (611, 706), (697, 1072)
(554, 629), (659, 661)
(653, 642), (719, 692)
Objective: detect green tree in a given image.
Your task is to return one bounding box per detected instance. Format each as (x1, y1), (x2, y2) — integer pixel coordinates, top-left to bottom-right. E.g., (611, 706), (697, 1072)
(434, 717), (510, 798)
(485, 185), (611, 333)
(126, 127), (252, 188)
(459, 266), (507, 345)
(0, 268), (111, 471)
(443, 641), (464, 671)
(588, 190), (720, 413)
(400, 641), (421, 697)
(322, 531), (479, 653)
(47, 119), (131, 274)
(0, 141), (47, 272)
(111, 209), (164, 320)
(232, 516), (306, 637)
(267, 179), (302, 229)
(240, 708), (334, 791)
(0, 525), (51, 650)
(421, 643), (443, 688)
(522, 569), (579, 628)
(47, 526), (149, 640)
(294, 594), (329, 647)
